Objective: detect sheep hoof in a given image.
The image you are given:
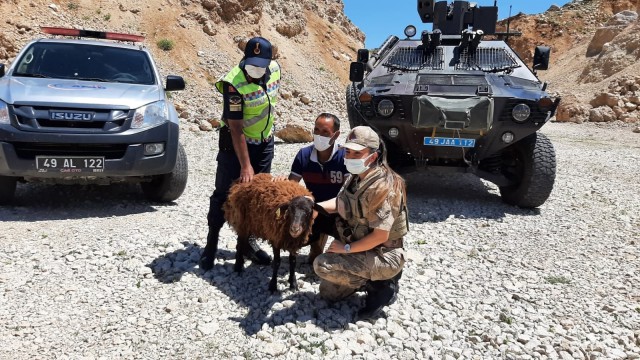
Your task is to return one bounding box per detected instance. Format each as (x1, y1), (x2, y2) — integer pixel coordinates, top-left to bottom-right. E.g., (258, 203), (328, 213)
(268, 282), (278, 293)
(234, 263), (244, 273)
(289, 282), (298, 291)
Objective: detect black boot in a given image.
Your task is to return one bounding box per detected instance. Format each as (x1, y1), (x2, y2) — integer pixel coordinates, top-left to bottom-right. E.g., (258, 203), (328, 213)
(199, 226), (220, 271)
(357, 279), (397, 320)
(246, 236), (271, 265)
(389, 270), (403, 305)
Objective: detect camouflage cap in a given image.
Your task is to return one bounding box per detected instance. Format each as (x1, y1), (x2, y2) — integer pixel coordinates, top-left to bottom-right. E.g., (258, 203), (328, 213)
(343, 126), (380, 151)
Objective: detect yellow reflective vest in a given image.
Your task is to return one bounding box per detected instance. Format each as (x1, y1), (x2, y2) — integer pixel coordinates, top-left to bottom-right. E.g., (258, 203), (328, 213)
(215, 61), (281, 140)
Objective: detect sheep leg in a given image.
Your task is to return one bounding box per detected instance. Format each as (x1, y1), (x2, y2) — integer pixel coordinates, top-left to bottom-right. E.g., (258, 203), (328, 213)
(269, 247), (281, 293)
(234, 235), (248, 273)
(288, 252), (298, 290)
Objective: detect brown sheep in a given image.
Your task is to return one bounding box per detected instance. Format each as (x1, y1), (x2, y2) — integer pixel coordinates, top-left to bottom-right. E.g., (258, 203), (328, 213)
(223, 173), (315, 292)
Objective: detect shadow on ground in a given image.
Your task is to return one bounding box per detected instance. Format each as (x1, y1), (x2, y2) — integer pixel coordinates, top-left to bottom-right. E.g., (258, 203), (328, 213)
(148, 241), (364, 335)
(0, 183), (163, 220)
(404, 172), (540, 223)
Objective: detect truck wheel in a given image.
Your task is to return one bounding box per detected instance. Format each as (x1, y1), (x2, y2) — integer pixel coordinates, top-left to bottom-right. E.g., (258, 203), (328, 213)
(499, 132), (556, 208)
(0, 176), (17, 205)
(346, 83), (365, 129)
(141, 143), (188, 202)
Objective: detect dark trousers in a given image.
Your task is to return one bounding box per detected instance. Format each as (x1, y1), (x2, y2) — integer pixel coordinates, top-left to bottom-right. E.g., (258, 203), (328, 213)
(309, 212), (339, 244)
(206, 128), (274, 233)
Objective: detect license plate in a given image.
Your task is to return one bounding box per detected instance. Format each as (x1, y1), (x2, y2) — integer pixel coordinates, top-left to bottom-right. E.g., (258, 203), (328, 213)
(424, 137), (476, 147)
(36, 156), (105, 173)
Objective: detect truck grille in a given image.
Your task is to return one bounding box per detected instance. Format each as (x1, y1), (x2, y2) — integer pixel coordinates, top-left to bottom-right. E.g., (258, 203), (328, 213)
(456, 47), (519, 72)
(11, 105), (131, 133)
(13, 143), (128, 160)
(383, 47), (444, 72)
(417, 75), (488, 86)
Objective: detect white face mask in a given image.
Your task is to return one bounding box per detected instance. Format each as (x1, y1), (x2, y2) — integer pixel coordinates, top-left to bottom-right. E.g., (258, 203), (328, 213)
(344, 153), (374, 175)
(313, 134), (333, 151)
(245, 64), (266, 79)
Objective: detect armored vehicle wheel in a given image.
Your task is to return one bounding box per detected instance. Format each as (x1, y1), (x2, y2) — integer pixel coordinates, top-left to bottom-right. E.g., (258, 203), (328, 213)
(346, 84), (365, 129)
(141, 143), (188, 202)
(499, 132), (556, 208)
(0, 176), (17, 205)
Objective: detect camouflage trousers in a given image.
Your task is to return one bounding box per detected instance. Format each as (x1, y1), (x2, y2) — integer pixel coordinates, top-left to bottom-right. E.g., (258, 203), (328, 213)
(313, 247), (404, 302)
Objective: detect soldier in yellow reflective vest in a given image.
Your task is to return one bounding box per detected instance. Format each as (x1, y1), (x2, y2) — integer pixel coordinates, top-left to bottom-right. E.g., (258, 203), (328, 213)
(200, 37), (281, 271)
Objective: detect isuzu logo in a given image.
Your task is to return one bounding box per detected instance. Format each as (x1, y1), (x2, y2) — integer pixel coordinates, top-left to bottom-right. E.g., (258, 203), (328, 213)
(50, 111), (94, 121)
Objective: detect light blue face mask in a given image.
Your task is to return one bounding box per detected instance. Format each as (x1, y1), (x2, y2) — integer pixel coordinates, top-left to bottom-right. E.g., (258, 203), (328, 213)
(344, 153), (374, 174)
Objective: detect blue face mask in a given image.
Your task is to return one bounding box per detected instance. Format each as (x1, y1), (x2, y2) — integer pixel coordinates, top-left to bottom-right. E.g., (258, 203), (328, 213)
(344, 153), (374, 174)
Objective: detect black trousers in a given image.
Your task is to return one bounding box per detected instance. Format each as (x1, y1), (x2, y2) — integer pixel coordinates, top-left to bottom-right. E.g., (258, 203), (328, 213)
(207, 127), (274, 231)
(309, 212), (339, 244)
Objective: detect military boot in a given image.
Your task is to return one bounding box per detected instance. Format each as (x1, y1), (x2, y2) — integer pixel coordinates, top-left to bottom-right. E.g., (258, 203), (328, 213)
(389, 270), (403, 305)
(357, 279), (397, 320)
(198, 226), (220, 271)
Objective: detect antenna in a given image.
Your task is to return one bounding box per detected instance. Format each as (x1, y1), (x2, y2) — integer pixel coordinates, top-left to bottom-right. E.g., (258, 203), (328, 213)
(505, 5), (512, 45)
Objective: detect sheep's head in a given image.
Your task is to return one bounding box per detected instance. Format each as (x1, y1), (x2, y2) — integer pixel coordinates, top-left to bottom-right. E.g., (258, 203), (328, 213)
(276, 196), (314, 239)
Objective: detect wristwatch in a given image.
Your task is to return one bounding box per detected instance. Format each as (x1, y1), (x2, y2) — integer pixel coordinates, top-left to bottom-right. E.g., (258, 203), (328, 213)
(344, 243), (351, 253)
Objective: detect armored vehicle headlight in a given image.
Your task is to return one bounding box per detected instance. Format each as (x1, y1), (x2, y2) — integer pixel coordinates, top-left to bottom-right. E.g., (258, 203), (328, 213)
(512, 104), (531, 123)
(502, 132), (515, 144)
(0, 101), (9, 124)
(377, 99), (394, 117)
(132, 101), (170, 129)
(404, 25), (417, 38)
(388, 127), (399, 138)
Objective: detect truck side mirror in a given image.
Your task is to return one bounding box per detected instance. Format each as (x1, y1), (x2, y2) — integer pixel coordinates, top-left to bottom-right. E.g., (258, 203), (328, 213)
(349, 62), (365, 82)
(0, 64), (5, 77)
(357, 49), (369, 63)
(533, 46), (550, 71)
(165, 75), (185, 91)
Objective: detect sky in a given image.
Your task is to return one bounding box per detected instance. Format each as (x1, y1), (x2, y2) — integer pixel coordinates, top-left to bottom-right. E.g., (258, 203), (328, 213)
(343, 0), (572, 48)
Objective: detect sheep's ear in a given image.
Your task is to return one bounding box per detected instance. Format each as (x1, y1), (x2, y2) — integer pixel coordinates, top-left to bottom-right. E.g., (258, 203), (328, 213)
(275, 204), (288, 219)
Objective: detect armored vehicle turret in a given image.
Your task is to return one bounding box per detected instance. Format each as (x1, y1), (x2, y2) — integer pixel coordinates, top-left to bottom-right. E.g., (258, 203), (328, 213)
(347, 0), (560, 208)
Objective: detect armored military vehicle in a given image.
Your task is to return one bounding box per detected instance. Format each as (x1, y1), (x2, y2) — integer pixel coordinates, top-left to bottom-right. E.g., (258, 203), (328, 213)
(347, 0), (560, 208)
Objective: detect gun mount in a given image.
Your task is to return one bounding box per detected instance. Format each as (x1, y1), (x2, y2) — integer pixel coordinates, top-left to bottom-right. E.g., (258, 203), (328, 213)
(418, 0), (498, 35)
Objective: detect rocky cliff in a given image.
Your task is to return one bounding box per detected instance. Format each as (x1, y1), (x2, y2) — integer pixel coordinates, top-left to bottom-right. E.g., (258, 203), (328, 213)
(2, 0), (640, 131)
(498, 0), (640, 126)
(0, 0), (364, 139)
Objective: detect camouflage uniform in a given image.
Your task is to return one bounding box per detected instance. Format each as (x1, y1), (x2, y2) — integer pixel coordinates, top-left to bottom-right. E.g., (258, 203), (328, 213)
(313, 166), (408, 301)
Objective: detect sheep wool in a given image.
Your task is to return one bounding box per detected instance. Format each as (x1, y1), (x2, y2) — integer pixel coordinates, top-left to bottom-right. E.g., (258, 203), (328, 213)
(223, 173), (314, 252)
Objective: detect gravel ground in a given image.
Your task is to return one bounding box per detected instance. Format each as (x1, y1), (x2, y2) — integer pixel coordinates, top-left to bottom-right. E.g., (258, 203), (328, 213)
(1, 122), (639, 359)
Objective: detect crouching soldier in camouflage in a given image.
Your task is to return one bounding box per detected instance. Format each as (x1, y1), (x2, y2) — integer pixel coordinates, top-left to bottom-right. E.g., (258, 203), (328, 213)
(313, 126), (408, 320)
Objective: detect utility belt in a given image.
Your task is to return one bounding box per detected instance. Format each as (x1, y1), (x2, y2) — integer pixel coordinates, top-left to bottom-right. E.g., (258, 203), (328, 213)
(218, 125), (273, 152)
(380, 238), (404, 249)
(245, 133), (273, 145)
(335, 218), (404, 249)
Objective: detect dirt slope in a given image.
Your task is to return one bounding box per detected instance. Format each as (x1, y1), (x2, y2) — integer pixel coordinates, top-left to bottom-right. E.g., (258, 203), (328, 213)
(0, 0), (364, 137)
(497, 0), (640, 125)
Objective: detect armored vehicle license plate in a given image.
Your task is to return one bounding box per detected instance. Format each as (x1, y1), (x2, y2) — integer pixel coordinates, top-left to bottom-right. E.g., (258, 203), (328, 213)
(424, 137), (476, 148)
(36, 156), (105, 173)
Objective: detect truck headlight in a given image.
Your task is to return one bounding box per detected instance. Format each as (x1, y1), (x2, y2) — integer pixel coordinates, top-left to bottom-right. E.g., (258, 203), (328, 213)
(377, 99), (394, 117)
(0, 101), (9, 124)
(132, 101), (169, 129)
(512, 104), (531, 123)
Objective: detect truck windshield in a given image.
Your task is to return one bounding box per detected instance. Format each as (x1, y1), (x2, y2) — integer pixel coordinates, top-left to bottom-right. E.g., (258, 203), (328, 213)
(12, 42), (156, 85)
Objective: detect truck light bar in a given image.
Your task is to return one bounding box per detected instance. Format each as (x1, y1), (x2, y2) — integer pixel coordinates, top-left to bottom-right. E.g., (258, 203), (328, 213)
(41, 27), (145, 42)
